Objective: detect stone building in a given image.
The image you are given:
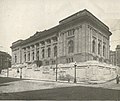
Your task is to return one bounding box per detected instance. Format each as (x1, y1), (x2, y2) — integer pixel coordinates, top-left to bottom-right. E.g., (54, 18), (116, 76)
(109, 50), (116, 66)
(116, 45), (120, 67)
(11, 9), (112, 66)
(109, 45), (120, 67)
(0, 51), (11, 73)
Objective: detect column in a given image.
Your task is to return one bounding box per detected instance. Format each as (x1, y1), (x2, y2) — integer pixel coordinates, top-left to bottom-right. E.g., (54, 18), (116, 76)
(19, 48), (22, 64)
(64, 32), (66, 56)
(39, 43), (41, 60)
(30, 46), (32, 62)
(58, 33), (60, 57)
(101, 35), (103, 57)
(74, 28), (78, 54)
(76, 28), (79, 53)
(90, 27), (93, 54)
(21, 48), (24, 63)
(107, 39), (109, 60)
(96, 31), (98, 56)
(26, 47), (28, 62)
(23, 48), (26, 63)
(45, 41), (47, 59)
(62, 33), (64, 56)
(51, 39), (54, 58)
(79, 26), (82, 53)
(85, 24), (90, 54)
(88, 26), (91, 54)
(34, 44), (37, 61)
(58, 32), (62, 57)
(82, 24), (86, 53)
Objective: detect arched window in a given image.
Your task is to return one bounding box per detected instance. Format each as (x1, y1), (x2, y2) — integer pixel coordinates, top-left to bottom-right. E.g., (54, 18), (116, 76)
(32, 51), (34, 60)
(24, 53), (26, 62)
(103, 45), (105, 57)
(36, 50), (39, 60)
(28, 52), (30, 61)
(54, 46), (57, 57)
(42, 49), (44, 58)
(48, 47), (51, 57)
(15, 55), (17, 63)
(68, 40), (74, 54)
(98, 42), (101, 55)
(92, 40), (95, 53)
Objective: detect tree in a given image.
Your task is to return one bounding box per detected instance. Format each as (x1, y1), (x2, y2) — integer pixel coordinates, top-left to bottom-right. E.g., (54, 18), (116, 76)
(34, 60), (42, 67)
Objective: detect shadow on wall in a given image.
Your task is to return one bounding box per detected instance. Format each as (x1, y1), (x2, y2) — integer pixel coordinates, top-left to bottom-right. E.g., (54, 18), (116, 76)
(0, 77), (23, 84)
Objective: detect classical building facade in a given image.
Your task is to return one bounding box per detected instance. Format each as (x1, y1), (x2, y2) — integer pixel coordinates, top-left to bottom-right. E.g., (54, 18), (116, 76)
(0, 51), (11, 73)
(11, 9), (112, 66)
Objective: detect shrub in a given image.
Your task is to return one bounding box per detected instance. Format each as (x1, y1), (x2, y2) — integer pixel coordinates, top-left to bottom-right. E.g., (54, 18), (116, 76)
(59, 74), (73, 82)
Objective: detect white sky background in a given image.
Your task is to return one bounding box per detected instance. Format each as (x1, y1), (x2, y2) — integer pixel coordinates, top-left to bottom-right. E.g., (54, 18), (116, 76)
(0, 0), (120, 55)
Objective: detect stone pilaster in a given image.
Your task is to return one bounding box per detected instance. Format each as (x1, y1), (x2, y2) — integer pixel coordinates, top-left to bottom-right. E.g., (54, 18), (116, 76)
(101, 35), (103, 58)
(39, 43), (41, 60)
(90, 27), (93, 54)
(88, 26), (91, 54)
(58, 34), (60, 57)
(85, 24), (89, 53)
(51, 39), (54, 58)
(30, 46), (32, 62)
(74, 28), (78, 54)
(62, 33), (65, 56)
(44, 41), (47, 59)
(79, 26), (82, 53)
(81, 24), (86, 53)
(76, 28), (79, 53)
(26, 47), (28, 62)
(96, 31), (98, 57)
(34, 44), (37, 61)
(107, 40), (109, 60)
(64, 32), (66, 56)
(21, 48), (24, 63)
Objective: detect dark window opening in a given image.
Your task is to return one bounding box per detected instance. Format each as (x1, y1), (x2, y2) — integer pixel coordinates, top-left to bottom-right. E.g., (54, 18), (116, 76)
(54, 46), (57, 57)
(92, 40), (95, 53)
(42, 49), (45, 58)
(68, 40), (74, 54)
(48, 48), (51, 57)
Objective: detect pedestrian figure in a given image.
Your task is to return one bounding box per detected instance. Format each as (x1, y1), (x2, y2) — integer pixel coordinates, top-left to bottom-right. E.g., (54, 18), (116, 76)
(116, 75), (119, 84)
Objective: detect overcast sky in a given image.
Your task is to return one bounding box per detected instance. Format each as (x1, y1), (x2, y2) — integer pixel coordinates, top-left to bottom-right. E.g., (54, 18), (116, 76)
(0, 0), (120, 55)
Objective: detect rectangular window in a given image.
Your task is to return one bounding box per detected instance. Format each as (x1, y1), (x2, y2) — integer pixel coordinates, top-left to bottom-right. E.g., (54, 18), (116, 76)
(103, 44), (106, 57)
(98, 41), (101, 55)
(15, 55), (17, 63)
(24, 53), (26, 62)
(42, 49), (45, 58)
(28, 52), (30, 61)
(68, 29), (75, 36)
(92, 40), (95, 53)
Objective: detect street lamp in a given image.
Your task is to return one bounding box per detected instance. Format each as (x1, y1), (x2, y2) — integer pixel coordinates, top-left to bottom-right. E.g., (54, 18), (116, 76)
(74, 61), (77, 83)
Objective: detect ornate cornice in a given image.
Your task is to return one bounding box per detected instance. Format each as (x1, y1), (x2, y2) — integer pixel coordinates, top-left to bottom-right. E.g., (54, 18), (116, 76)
(11, 9), (112, 49)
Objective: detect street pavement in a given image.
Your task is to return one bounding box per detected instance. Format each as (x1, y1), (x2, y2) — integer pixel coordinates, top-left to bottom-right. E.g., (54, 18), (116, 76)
(0, 77), (120, 100)
(0, 77), (120, 94)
